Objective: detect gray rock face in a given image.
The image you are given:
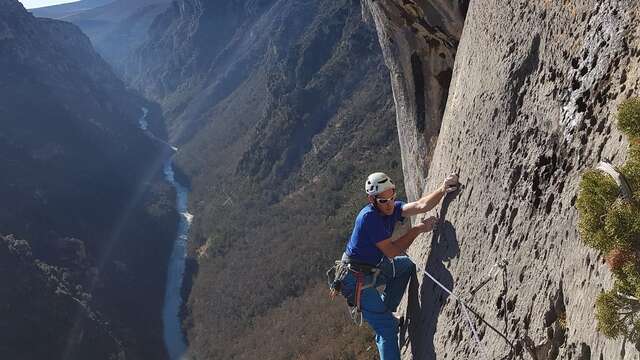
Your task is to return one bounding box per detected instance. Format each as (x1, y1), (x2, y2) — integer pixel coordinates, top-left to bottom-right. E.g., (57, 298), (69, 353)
(366, 0), (640, 359)
(362, 0), (466, 201)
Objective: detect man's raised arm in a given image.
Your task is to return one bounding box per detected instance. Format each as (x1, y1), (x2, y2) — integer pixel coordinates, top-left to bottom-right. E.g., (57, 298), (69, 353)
(401, 174), (459, 217)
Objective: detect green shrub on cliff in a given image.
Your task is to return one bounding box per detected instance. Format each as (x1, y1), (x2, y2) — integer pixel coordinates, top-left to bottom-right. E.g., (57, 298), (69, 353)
(576, 170), (620, 252)
(595, 288), (640, 342)
(617, 97), (640, 139)
(577, 97), (640, 346)
(619, 97), (640, 198)
(604, 200), (640, 250)
(615, 261), (640, 299)
(622, 143), (640, 197)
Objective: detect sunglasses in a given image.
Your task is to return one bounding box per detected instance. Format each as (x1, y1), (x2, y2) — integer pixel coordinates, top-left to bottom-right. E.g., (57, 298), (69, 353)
(375, 191), (396, 204)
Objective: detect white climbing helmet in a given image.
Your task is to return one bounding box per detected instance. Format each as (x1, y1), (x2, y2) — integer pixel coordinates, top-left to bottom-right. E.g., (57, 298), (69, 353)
(365, 172), (395, 196)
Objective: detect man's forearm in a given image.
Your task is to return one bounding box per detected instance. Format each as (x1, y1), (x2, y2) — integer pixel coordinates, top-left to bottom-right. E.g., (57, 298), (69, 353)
(417, 187), (446, 213)
(390, 227), (422, 257)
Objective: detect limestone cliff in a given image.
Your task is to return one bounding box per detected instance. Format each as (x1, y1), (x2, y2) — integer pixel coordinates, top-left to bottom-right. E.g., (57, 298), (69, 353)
(365, 0), (640, 359)
(363, 0), (467, 202)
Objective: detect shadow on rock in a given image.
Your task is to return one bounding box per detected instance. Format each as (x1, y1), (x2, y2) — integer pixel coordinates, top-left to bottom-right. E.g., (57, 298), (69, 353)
(403, 192), (460, 360)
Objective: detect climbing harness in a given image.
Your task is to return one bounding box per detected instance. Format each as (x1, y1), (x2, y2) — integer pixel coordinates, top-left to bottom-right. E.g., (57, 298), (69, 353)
(350, 263), (381, 311)
(326, 254), (383, 325)
(326, 247), (516, 356)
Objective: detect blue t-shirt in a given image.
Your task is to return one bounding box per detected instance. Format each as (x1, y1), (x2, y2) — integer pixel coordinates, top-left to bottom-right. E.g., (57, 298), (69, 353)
(345, 201), (406, 265)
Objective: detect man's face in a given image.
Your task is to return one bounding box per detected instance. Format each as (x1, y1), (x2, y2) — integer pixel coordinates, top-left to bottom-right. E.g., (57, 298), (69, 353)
(371, 188), (396, 216)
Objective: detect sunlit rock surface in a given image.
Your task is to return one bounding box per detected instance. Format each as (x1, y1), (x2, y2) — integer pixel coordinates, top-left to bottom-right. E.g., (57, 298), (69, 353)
(366, 0), (640, 359)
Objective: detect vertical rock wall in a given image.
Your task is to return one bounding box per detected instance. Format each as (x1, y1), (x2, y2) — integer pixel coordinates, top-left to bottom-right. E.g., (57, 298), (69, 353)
(366, 0), (640, 359)
(362, 0), (466, 201)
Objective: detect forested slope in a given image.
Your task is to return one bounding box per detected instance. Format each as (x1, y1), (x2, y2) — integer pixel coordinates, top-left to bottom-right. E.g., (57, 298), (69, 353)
(124, 0), (407, 358)
(1, 1), (177, 358)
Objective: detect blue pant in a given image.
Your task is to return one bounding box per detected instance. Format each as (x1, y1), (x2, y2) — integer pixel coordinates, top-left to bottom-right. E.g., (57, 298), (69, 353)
(341, 256), (416, 360)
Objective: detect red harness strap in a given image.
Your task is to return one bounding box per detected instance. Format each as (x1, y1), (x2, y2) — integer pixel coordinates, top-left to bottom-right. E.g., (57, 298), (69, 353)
(354, 271), (365, 312)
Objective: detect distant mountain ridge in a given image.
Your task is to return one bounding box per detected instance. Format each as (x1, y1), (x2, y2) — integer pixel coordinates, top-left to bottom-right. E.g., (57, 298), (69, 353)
(28, 0), (114, 17)
(31, 0), (170, 73)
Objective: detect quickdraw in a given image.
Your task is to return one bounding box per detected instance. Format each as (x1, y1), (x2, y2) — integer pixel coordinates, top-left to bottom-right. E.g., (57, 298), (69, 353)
(326, 260), (349, 299)
(326, 259), (381, 325)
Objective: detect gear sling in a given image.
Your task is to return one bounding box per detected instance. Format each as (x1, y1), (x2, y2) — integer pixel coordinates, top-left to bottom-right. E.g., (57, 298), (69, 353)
(327, 253), (381, 322)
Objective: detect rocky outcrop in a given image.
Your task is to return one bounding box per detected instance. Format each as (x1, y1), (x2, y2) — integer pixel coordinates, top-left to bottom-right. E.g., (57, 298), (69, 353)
(0, 235), (123, 359)
(0, 1), (177, 358)
(366, 0), (640, 359)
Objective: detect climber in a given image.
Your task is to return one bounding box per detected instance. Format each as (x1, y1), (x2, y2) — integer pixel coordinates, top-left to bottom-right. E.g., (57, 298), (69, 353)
(336, 171), (458, 360)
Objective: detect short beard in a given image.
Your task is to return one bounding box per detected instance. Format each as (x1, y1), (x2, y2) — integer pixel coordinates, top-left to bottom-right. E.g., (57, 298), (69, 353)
(373, 202), (392, 215)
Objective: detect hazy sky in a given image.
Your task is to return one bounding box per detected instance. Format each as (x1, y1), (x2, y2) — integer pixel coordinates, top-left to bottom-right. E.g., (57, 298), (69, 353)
(18, 0), (79, 9)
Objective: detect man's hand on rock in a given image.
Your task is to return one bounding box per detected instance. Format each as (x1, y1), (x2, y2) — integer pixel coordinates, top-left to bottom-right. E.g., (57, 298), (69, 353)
(416, 216), (437, 233)
(441, 173), (459, 193)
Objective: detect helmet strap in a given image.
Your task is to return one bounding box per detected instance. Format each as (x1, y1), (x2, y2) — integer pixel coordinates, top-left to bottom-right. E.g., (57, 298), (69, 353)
(368, 195), (383, 213)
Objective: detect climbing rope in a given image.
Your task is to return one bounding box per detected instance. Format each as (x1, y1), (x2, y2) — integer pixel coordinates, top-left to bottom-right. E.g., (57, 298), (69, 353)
(401, 250), (491, 359)
(403, 250), (522, 359)
(499, 262), (509, 342)
(471, 259), (515, 349)
(470, 260), (520, 358)
(399, 215), (519, 360)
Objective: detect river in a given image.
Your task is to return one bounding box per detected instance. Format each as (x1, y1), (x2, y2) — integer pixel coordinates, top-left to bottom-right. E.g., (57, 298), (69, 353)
(138, 107), (190, 360)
